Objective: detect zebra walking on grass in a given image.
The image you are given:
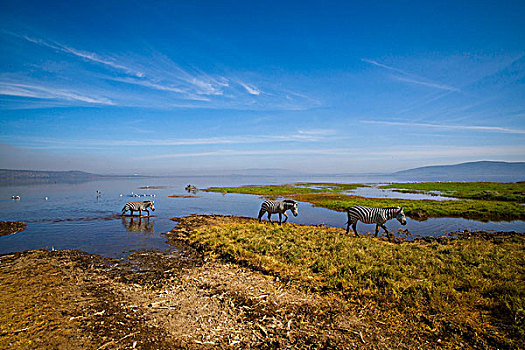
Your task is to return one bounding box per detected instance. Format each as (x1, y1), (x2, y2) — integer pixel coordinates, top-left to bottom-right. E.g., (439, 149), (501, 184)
(258, 199), (298, 224)
(346, 206), (406, 239)
(121, 201), (155, 217)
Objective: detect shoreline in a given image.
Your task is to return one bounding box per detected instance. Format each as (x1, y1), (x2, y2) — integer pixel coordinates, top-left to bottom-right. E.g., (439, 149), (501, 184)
(1, 215), (523, 348)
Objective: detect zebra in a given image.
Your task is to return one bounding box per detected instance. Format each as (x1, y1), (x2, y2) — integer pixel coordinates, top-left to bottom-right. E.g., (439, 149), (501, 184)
(346, 206), (406, 239)
(121, 201), (155, 217)
(258, 199), (298, 224)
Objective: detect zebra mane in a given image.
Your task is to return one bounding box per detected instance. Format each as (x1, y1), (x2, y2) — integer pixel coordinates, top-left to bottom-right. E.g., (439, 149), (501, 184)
(389, 206), (403, 213)
(283, 199), (296, 204)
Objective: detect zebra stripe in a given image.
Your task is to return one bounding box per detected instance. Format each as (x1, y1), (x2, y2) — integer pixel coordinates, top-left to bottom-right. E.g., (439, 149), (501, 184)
(346, 205), (406, 238)
(258, 199), (298, 224)
(121, 201), (155, 216)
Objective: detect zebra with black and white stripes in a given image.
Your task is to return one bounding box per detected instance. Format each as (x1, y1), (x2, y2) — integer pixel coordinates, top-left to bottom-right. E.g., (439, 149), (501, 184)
(258, 199), (298, 224)
(121, 200), (155, 217)
(346, 205), (406, 238)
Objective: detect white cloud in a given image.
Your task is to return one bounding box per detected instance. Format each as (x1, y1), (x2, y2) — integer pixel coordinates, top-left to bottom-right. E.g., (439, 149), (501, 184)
(139, 144), (525, 161)
(0, 82), (114, 105)
(362, 58), (461, 92)
(362, 120), (525, 134)
(4, 129), (336, 150)
(3, 31), (319, 110)
(391, 75), (461, 92)
(361, 58), (409, 75)
(238, 81), (261, 95)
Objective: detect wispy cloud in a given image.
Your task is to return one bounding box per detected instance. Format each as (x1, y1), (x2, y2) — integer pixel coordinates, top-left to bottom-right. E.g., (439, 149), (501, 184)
(19, 33), (145, 77)
(3, 31), (317, 110)
(362, 120), (525, 134)
(361, 58), (409, 75)
(390, 75), (461, 92)
(362, 58), (461, 92)
(140, 144), (524, 160)
(238, 81), (261, 95)
(0, 82), (114, 105)
(5, 129), (337, 150)
(141, 148), (358, 160)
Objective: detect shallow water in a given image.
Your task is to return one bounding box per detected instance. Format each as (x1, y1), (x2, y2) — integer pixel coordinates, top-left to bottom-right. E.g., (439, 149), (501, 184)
(346, 184), (457, 201)
(0, 176), (523, 257)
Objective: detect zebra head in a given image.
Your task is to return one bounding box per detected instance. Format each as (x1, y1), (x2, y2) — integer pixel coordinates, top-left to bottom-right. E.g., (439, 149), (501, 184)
(284, 199), (298, 216)
(396, 207), (406, 225)
(145, 200), (155, 211)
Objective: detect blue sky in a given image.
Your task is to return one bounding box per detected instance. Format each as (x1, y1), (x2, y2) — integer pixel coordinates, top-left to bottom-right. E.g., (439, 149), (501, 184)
(1, 0), (524, 175)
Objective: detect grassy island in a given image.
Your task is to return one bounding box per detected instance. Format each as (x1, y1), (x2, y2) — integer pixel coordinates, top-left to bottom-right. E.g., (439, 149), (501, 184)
(381, 182), (525, 203)
(205, 182), (525, 221)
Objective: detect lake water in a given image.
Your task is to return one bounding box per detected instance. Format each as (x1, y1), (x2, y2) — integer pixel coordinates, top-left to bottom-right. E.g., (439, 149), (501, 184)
(1, 176), (523, 258)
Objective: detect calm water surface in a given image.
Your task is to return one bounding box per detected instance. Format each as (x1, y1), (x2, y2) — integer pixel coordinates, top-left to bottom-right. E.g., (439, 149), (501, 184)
(1, 176), (523, 258)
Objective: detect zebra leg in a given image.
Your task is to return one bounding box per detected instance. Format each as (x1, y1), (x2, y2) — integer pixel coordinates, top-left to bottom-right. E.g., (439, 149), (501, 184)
(145, 209), (149, 216)
(375, 224), (380, 237)
(278, 212), (282, 225)
(283, 212), (289, 223)
(267, 213), (272, 223)
(381, 224), (392, 240)
(258, 209), (265, 222)
(352, 222), (358, 237)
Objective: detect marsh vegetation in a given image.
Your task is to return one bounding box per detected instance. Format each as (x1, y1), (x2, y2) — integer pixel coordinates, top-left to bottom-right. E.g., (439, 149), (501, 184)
(179, 215), (524, 349)
(205, 182), (525, 221)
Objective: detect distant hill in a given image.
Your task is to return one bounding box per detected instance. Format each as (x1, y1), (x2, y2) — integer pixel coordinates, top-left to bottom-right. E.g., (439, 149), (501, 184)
(0, 169), (145, 185)
(393, 161), (525, 180)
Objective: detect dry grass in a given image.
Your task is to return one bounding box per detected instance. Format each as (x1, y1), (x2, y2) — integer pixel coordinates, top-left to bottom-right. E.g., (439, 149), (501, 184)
(177, 215), (525, 349)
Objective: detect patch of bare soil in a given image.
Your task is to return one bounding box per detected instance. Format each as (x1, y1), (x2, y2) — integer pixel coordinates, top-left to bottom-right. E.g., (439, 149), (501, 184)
(0, 221), (26, 236)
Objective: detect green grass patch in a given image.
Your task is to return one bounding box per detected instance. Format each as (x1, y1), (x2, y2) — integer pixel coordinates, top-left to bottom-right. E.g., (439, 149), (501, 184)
(182, 216), (524, 349)
(381, 182), (525, 203)
(205, 183), (367, 196)
(205, 185), (324, 196)
(204, 183), (525, 221)
(295, 193), (525, 221)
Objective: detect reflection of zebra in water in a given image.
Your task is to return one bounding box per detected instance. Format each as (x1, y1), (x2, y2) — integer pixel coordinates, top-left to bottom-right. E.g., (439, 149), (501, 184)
(346, 206), (406, 238)
(121, 217), (155, 233)
(258, 199), (298, 224)
(121, 201), (155, 217)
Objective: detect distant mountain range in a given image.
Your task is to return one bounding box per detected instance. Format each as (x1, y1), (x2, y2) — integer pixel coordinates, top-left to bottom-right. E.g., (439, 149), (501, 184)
(0, 169), (146, 185)
(393, 161), (525, 179)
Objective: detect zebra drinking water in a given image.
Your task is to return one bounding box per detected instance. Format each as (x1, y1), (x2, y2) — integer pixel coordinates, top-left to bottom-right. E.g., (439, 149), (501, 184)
(346, 206), (406, 239)
(121, 201), (155, 217)
(258, 199), (298, 224)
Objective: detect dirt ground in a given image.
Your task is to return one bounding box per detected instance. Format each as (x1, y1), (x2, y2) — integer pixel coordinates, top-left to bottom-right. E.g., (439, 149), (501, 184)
(0, 215), (498, 349)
